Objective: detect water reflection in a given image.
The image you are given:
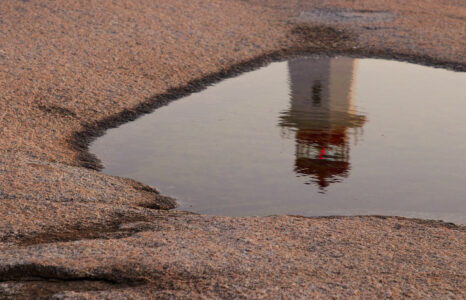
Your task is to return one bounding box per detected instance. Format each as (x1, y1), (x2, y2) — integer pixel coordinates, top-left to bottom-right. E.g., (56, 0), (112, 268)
(279, 57), (366, 190)
(91, 56), (466, 224)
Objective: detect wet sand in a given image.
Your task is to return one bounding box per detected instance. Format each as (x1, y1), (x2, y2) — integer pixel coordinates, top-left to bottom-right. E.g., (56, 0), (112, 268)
(0, 0), (465, 298)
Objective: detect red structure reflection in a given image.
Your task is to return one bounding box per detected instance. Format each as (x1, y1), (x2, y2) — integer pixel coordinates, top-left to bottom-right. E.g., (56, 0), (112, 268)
(279, 57), (366, 190)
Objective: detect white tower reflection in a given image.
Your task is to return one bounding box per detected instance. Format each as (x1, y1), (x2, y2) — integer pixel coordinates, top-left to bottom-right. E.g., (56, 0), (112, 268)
(279, 57), (366, 191)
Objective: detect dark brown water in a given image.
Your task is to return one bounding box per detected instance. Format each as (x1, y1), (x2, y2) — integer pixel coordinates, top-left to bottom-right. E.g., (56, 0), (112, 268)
(91, 57), (466, 224)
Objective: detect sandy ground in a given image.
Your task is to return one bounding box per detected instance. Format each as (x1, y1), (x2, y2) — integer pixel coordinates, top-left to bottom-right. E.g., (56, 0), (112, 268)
(0, 0), (465, 298)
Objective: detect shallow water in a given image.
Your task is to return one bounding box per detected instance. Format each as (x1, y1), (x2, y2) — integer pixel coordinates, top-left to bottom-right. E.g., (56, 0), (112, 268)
(91, 57), (466, 224)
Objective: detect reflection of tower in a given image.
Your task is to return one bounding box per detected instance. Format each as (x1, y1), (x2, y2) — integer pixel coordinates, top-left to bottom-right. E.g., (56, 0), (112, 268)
(279, 57), (366, 190)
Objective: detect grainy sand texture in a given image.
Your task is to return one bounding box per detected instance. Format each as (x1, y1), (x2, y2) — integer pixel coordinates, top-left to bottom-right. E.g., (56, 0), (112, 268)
(0, 0), (465, 298)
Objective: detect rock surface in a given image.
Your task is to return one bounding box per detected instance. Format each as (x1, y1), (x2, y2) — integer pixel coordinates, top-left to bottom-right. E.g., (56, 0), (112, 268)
(0, 0), (465, 298)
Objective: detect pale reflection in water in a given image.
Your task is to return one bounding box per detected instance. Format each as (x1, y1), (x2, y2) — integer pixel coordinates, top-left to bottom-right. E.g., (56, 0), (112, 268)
(279, 57), (366, 190)
(91, 56), (466, 224)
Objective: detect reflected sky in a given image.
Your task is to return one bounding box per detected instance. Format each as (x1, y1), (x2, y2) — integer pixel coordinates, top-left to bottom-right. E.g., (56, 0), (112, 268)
(91, 56), (466, 224)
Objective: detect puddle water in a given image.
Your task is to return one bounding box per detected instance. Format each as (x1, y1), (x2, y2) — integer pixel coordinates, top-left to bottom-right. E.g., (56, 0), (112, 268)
(91, 57), (466, 224)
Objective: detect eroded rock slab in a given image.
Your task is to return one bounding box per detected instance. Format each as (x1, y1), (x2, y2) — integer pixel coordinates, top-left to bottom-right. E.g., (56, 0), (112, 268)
(1, 215), (464, 298)
(1, 0), (465, 298)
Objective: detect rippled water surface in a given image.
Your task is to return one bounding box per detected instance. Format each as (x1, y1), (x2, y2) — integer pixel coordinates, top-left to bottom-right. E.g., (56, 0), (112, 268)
(91, 57), (466, 224)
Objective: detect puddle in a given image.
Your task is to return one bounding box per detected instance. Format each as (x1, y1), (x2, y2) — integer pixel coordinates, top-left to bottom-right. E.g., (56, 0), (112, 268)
(91, 56), (466, 224)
